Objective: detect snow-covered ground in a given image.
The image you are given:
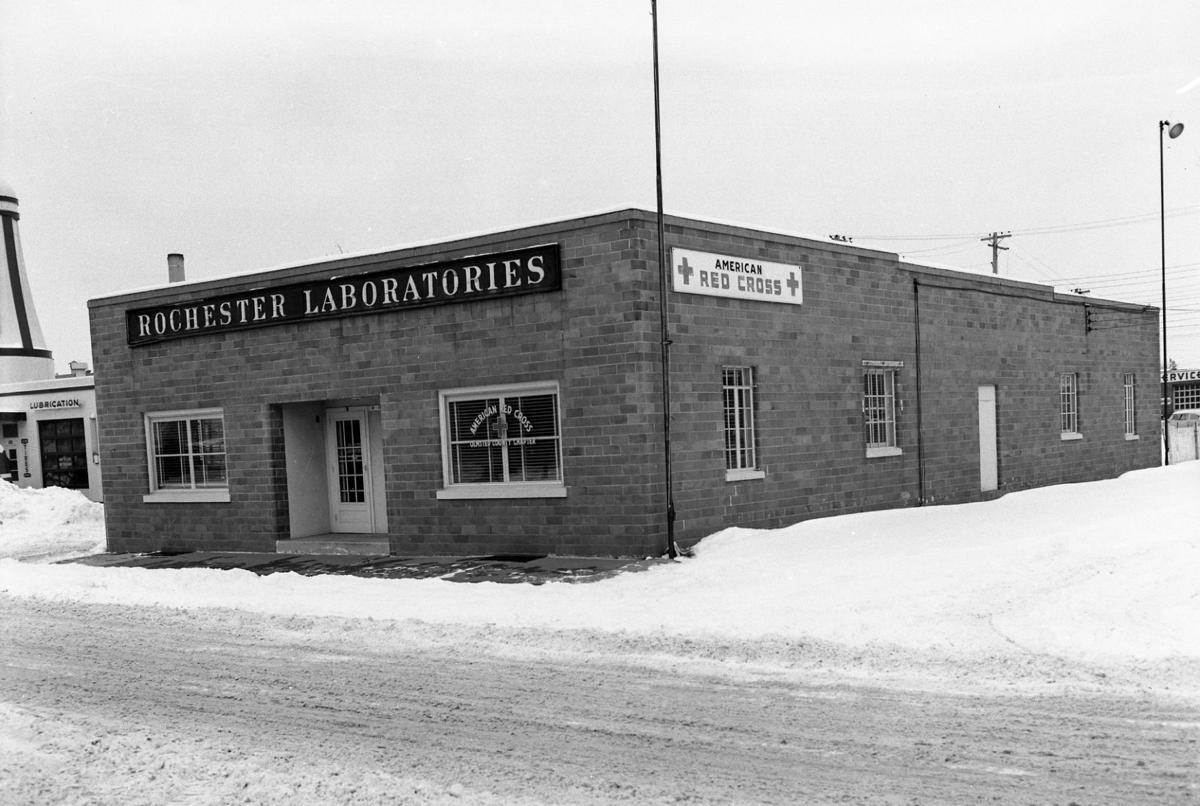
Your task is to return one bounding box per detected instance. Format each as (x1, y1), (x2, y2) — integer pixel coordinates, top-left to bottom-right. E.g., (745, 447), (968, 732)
(2, 464), (1199, 697)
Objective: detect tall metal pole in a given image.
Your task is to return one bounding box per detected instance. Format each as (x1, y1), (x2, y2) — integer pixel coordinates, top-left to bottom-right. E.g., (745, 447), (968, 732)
(1161, 121), (1169, 465)
(652, 0), (677, 558)
(1160, 120), (1182, 465)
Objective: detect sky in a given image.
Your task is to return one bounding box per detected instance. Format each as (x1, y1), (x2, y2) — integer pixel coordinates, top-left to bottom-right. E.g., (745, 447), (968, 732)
(2, 1), (1200, 373)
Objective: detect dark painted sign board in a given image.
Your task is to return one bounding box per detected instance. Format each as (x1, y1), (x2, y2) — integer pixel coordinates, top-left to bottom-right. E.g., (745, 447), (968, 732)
(126, 243), (561, 346)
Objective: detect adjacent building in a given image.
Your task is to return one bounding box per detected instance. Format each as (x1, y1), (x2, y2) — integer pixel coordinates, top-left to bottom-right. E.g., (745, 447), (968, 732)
(87, 209), (1161, 557)
(0, 179), (102, 501)
(1166, 367), (1200, 414)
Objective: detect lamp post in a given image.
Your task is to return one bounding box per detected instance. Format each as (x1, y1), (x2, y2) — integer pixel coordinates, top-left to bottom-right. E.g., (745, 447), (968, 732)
(1160, 119), (1184, 465)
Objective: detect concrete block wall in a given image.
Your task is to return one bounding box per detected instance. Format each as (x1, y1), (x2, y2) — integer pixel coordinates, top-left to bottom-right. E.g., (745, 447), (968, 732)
(90, 212), (668, 557)
(89, 208), (1161, 557)
(652, 216), (1160, 547)
(911, 270), (1159, 502)
(659, 218), (922, 545)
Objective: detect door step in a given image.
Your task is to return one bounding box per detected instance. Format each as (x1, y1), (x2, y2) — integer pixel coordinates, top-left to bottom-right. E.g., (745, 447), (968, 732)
(275, 534), (389, 556)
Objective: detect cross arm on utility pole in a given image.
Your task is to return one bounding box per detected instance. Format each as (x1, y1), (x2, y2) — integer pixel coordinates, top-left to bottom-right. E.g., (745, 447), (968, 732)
(980, 231), (1012, 275)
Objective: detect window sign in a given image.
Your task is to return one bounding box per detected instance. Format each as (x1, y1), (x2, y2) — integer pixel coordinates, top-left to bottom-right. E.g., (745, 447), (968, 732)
(439, 384), (564, 498)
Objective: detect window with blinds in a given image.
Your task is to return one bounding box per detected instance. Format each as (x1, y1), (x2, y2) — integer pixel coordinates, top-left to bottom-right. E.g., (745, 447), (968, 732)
(443, 386), (562, 489)
(146, 409), (228, 493)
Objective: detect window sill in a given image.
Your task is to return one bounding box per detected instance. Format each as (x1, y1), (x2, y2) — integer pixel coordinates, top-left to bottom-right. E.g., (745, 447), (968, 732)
(1060, 432), (1083, 441)
(1124, 434), (1140, 441)
(725, 468), (765, 482)
(143, 489), (231, 503)
(866, 446), (903, 458)
(436, 483), (567, 500)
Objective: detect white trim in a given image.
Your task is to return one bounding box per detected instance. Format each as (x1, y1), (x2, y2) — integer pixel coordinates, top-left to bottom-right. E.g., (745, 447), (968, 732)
(436, 483), (568, 500)
(722, 366), (758, 473)
(866, 446), (904, 458)
(325, 408), (376, 533)
(1124, 434), (1140, 441)
(437, 380), (565, 496)
(144, 407), (228, 495)
(1060, 432), (1083, 441)
(725, 468), (765, 482)
(143, 490), (230, 503)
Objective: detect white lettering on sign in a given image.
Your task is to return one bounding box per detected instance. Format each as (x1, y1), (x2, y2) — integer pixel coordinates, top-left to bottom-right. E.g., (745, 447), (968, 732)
(126, 245), (561, 346)
(29, 398), (82, 410)
(467, 402), (536, 447)
(671, 248), (803, 306)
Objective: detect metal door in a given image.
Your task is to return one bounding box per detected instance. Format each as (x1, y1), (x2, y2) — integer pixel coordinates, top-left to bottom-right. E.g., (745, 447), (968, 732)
(978, 385), (998, 492)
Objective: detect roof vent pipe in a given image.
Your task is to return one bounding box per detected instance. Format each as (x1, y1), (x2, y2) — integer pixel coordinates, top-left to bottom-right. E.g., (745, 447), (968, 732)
(167, 253), (185, 283)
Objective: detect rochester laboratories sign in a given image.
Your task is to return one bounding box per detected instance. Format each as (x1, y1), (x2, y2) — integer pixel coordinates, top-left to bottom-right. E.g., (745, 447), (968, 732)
(126, 244), (561, 346)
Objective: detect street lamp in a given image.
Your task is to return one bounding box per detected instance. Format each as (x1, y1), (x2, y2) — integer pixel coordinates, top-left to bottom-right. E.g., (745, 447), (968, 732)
(1160, 119), (1184, 465)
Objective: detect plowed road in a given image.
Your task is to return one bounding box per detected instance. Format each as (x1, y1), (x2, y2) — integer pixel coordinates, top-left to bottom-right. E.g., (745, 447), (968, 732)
(2, 594), (1197, 804)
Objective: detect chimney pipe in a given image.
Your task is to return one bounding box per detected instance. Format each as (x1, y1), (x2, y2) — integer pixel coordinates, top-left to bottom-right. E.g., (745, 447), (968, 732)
(167, 253), (185, 283)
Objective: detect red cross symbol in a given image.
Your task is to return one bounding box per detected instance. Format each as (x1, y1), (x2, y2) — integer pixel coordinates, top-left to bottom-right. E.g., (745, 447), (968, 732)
(490, 415), (509, 439)
(676, 256), (694, 285)
(786, 272), (800, 296)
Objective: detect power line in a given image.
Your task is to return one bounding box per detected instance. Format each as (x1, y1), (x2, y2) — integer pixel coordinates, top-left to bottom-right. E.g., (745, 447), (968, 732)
(1054, 261), (1200, 283)
(856, 205), (1200, 243)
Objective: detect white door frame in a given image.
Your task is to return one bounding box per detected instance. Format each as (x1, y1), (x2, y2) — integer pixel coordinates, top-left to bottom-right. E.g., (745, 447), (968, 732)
(978, 384), (999, 492)
(325, 407), (375, 533)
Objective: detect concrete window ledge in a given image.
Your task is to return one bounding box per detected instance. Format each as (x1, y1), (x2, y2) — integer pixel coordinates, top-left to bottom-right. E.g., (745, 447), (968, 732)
(437, 484), (567, 500)
(143, 490), (231, 503)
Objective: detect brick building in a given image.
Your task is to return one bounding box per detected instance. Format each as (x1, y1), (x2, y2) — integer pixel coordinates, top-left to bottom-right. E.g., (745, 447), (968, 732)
(87, 209), (1161, 557)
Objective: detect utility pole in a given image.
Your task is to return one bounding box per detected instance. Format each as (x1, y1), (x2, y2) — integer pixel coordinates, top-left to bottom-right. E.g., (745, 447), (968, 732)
(651, 0), (677, 559)
(980, 231), (1011, 275)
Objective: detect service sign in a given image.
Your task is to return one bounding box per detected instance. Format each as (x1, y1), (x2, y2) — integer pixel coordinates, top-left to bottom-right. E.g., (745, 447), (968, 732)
(126, 244), (561, 346)
(671, 248), (803, 306)
(1166, 369), (1200, 383)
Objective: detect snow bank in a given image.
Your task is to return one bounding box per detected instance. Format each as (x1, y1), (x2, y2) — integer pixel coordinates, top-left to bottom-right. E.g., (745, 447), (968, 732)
(1, 464), (1198, 669)
(0, 482), (105, 562)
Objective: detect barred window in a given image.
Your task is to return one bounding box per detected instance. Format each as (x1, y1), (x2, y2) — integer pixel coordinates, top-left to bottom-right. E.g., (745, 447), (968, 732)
(1060, 373), (1080, 437)
(438, 383), (564, 498)
(863, 368), (898, 455)
(1174, 382), (1200, 410)
(145, 409), (228, 501)
(723, 367), (758, 473)
(1123, 373), (1137, 437)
